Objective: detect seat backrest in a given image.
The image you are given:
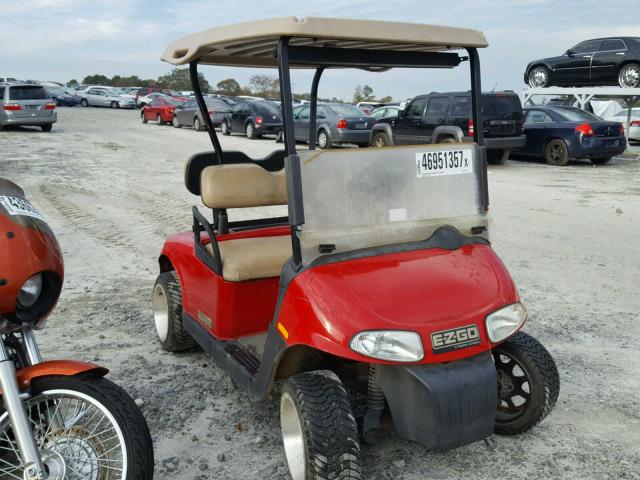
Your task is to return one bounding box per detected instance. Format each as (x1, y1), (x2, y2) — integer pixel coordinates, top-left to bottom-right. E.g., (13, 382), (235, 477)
(200, 163), (287, 208)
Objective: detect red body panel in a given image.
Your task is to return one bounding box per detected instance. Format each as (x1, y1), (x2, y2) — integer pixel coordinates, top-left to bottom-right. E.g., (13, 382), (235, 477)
(162, 227), (519, 363)
(142, 98), (177, 123)
(161, 226), (289, 339)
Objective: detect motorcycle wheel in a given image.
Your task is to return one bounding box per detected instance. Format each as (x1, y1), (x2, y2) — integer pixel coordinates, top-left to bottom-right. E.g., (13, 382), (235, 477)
(0, 375), (153, 480)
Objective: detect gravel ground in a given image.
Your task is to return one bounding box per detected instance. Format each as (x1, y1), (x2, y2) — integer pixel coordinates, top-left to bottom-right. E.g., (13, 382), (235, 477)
(1, 107), (639, 480)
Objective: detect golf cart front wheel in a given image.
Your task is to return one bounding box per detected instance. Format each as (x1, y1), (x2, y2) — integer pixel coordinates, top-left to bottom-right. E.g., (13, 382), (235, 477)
(153, 271), (196, 352)
(493, 331), (560, 435)
(280, 371), (362, 480)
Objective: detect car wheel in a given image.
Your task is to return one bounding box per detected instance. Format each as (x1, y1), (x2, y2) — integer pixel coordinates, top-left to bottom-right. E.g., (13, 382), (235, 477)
(618, 63), (640, 88)
(245, 122), (256, 139)
(493, 332), (560, 435)
(194, 117), (203, 131)
(487, 149), (508, 165)
(141, 113), (148, 124)
(80, 98), (89, 107)
(544, 139), (569, 166)
(172, 116), (182, 128)
(55, 98), (61, 106)
(152, 271), (197, 352)
(156, 114), (163, 125)
(221, 120), (231, 135)
(111, 101), (119, 109)
(280, 371), (362, 480)
(371, 131), (390, 148)
(41, 124), (53, 132)
(317, 129), (330, 149)
(591, 157), (612, 165)
(528, 66), (550, 88)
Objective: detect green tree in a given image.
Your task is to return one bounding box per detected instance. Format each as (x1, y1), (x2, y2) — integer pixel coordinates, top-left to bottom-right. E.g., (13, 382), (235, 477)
(82, 74), (111, 85)
(216, 78), (242, 96)
(248, 74), (279, 98)
(379, 95), (393, 103)
(66, 79), (78, 87)
(353, 84), (375, 103)
(157, 68), (210, 92)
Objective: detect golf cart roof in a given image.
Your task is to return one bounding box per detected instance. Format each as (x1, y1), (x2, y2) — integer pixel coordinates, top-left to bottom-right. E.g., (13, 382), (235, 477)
(161, 16), (488, 68)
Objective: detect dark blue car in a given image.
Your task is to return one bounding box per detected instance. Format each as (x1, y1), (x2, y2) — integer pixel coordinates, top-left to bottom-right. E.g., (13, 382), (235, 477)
(45, 85), (80, 107)
(519, 106), (626, 165)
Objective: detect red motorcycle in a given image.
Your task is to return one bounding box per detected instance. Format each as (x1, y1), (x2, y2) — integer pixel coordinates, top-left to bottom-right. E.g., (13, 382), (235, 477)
(0, 178), (153, 479)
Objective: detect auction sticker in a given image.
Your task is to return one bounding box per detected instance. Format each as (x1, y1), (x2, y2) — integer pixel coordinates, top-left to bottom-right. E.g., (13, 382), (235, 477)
(416, 149), (473, 177)
(0, 196), (45, 222)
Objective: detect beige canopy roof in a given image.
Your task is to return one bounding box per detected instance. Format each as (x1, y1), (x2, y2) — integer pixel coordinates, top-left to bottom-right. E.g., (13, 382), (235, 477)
(161, 16), (488, 68)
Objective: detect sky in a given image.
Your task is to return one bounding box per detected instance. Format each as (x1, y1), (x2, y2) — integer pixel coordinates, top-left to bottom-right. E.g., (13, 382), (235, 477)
(1, 0), (638, 101)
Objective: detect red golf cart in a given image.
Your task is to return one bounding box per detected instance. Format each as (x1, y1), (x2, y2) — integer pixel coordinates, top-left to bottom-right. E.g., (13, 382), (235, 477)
(152, 17), (560, 479)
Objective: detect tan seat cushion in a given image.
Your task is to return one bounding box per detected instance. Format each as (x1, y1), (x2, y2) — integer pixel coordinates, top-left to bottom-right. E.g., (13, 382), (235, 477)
(206, 235), (292, 282)
(200, 164), (287, 209)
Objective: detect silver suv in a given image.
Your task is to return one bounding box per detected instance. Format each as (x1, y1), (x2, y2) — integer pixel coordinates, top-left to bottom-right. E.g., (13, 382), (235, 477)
(0, 83), (57, 132)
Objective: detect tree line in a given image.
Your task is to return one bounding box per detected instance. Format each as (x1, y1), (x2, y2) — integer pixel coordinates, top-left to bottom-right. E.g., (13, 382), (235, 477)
(71, 69), (393, 103)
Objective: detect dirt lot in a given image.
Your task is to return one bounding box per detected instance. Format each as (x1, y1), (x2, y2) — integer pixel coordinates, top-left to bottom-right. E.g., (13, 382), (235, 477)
(1, 107), (639, 479)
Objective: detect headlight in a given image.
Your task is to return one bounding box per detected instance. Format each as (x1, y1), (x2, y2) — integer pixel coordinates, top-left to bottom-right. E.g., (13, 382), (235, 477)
(485, 303), (527, 343)
(17, 273), (43, 309)
(350, 330), (424, 362)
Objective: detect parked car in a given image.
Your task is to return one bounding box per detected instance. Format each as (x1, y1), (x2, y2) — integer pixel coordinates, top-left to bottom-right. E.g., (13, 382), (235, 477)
(221, 99), (282, 139)
(291, 103), (373, 148)
(135, 87), (172, 106)
(371, 91), (526, 164)
(602, 107), (640, 142)
(517, 106), (626, 165)
(525, 37), (640, 88)
(44, 85), (80, 107)
(369, 105), (402, 119)
(78, 86), (136, 108)
(173, 97), (232, 130)
(141, 96), (184, 125)
(0, 83), (57, 131)
(356, 101), (386, 114)
(0, 77), (18, 83)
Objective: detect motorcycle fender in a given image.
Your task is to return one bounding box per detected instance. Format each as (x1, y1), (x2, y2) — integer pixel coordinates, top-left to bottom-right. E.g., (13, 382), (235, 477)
(375, 351), (497, 450)
(15, 360), (108, 390)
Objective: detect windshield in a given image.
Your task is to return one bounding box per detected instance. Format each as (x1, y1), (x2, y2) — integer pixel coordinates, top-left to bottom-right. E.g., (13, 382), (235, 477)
(554, 108), (601, 122)
(328, 104), (366, 116)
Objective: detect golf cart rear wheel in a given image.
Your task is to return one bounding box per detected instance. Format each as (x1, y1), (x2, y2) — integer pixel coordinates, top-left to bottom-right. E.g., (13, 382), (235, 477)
(153, 271), (196, 352)
(493, 331), (560, 435)
(280, 371), (362, 480)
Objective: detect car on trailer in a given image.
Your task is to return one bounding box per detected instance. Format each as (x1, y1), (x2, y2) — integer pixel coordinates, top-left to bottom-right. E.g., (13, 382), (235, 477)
(153, 17), (560, 480)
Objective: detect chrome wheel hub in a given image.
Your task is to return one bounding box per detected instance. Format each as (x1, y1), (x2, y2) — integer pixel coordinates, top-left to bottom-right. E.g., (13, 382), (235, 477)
(280, 392), (306, 480)
(530, 68), (547, 87)
(153, 283), (169, 342)
(41, 449), (66, 480)
(621, 66), (639, 87)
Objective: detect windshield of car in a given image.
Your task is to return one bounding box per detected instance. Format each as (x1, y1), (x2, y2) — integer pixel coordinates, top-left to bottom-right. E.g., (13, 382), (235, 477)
(328, 104), (366, 116)
(554, 108), (601, 122)
(9, 86), (49, 100)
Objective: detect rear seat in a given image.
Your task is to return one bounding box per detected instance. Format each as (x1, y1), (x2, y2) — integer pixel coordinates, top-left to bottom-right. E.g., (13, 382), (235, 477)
(200, 163), (290, 282)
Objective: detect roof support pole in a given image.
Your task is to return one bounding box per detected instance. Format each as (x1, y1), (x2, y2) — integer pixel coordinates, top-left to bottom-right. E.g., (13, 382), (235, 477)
(190, 61), (224, 163)
(308, 68), (324, 150)
(467, 47), (489, 211)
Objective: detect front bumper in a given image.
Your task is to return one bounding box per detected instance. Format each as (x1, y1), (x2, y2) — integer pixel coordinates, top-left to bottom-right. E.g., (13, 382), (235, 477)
(483, 134), (527, 150)
(333, 129), (372, 144)
(375, 351), (497, 450)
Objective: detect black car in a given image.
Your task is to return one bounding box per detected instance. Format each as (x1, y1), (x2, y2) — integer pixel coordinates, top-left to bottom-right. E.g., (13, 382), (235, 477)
(525, 37), (640, 89)
(44, 85), (80, 107)
(518, 106), (626, 165)
(173, 97), (232, 130)
(221, 100), (282, 139)
(371, 91), (526, 164)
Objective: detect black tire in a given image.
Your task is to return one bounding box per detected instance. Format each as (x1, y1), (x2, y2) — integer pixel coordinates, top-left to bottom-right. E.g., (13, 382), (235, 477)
(487, 149), (507, 165)
(618, 62), (640, 88)
(493, 331), (560, 435)
(280, 371), (362, 480)
(152, 271), (196, 352)
(221, 120), (231, 135)
(544, 138), (569, 166)
(528, 66), (550, 88)
(591, 157), (612, 165)
(80, 98), (89, 107)
(0, 375), (153, 480)
(111, 101), (120, 109)
(41, 124), (53, 132)
(371, 131), (390, 148)
(317, 129), (331, 149)
(156, 114), (163, 125)
(172, 116), (182, 128)
(356, 143), (369, 148)
(194, 116), (203, 131)
(55, 98), (61, 106)
(245, 122), (256, 139)
(141, 113), (147, 124)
